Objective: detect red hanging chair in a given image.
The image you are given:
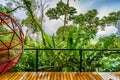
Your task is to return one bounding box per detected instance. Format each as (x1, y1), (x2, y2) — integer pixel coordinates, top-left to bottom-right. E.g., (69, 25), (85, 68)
(0, 12), (24, 75)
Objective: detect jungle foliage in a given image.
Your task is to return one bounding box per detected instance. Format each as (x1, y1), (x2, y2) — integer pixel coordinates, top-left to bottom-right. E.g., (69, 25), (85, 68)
(1, 0), (120, 72)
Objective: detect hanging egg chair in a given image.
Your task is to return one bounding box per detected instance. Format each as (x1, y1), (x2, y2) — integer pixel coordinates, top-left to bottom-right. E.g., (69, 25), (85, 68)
(0, 12), (24, 75)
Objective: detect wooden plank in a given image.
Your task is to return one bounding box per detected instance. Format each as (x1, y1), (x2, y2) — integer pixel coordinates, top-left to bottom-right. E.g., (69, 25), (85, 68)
(14, 72), (26, 80)
(0, 72), (120, 80)
(0, 72), (16, 80)
(91, 72), (103, 80)
(19, 72), (28, 80)
(35, 72), (39, 80)
(69, 72), (74, 80)
(39, 72), (47, 80)
(85, 72), (96, 80)
(81, 72), (90, 80)
(56, 72), (61, 80)
(50, 72), (55, 80)
(44, 72), (50, 80)
(0, 72), (10, 79)
(114, 72), (120, 79)
(26, 72), (33, 80)
(9, 72), (21, 80)
(47, 72), (51, 80)
(76, 72), (84, 80)
(29, 72), (38, 80)
(73, 72), (81, 80)
(98, 72), (119, 80)
(63, 72), (66, 80)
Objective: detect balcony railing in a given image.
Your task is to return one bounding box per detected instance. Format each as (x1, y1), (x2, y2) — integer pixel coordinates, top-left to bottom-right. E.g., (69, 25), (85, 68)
(23, 48), (120, 72)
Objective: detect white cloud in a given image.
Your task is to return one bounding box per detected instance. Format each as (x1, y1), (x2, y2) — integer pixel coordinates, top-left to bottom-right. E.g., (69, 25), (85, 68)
(97, 2), (120, 18)
(0, 0), (7, 5)
(97, 8), (110, 18)
(93, 26), (117, 41)
(14, 10), (26, 20)
(97, 26), (117, 37)
(44, 17), (63, 35)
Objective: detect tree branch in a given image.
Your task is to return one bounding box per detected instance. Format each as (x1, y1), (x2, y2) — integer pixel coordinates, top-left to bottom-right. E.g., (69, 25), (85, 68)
(6, 6), (25, 13)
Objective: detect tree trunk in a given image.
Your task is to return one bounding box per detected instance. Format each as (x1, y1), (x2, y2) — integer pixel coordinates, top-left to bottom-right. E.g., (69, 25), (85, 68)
(62, 0), (69, 41)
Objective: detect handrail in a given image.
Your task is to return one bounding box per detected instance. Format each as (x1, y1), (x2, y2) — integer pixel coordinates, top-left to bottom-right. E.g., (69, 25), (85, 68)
(0, 48), (120, 51)
(23, 48), (120, 51)
(1, 48), (120, 72)
(22, 48), (120, 72)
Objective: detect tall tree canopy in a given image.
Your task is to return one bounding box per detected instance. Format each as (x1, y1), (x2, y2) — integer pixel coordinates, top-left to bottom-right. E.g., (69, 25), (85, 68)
(46, 1), (77, 41)
(69, 9), (102, 47)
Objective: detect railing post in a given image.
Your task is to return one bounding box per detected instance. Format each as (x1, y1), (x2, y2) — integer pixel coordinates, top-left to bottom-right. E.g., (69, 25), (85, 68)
(36, 49), (38, 72)
(79, 49), (82, 72)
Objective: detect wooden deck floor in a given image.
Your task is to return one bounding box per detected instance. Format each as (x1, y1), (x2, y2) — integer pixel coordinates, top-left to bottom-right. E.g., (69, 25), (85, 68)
(0, 72), (120, 80)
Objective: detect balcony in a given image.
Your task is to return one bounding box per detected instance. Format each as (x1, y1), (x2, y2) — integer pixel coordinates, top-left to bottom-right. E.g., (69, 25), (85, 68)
(1, 48), (120, 79)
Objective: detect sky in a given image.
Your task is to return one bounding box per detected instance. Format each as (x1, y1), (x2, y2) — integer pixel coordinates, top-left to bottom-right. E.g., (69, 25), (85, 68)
(0, 0), (120, 40)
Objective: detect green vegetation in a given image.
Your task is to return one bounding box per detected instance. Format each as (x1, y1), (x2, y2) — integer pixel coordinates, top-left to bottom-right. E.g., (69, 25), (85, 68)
(1, 0), (120, 72)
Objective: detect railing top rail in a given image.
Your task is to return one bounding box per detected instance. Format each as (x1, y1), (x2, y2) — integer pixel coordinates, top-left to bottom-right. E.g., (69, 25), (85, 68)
(0, 48), (120, 51)
(23, 48), (120, 51)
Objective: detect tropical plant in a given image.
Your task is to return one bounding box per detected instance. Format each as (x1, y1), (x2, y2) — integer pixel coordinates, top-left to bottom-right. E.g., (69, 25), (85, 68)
(1, 0), (120, 72)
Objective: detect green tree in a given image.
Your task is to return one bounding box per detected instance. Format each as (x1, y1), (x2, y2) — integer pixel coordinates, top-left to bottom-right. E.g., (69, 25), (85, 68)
(56, 25), (77, 42)
(71, 9), (102, 48)
(46, 0), (77, 41)
(5, 0), (49, 46)
(102, 11), (120, 26)
(22, 0), (46, 46)
(0, 5), (7, 13)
